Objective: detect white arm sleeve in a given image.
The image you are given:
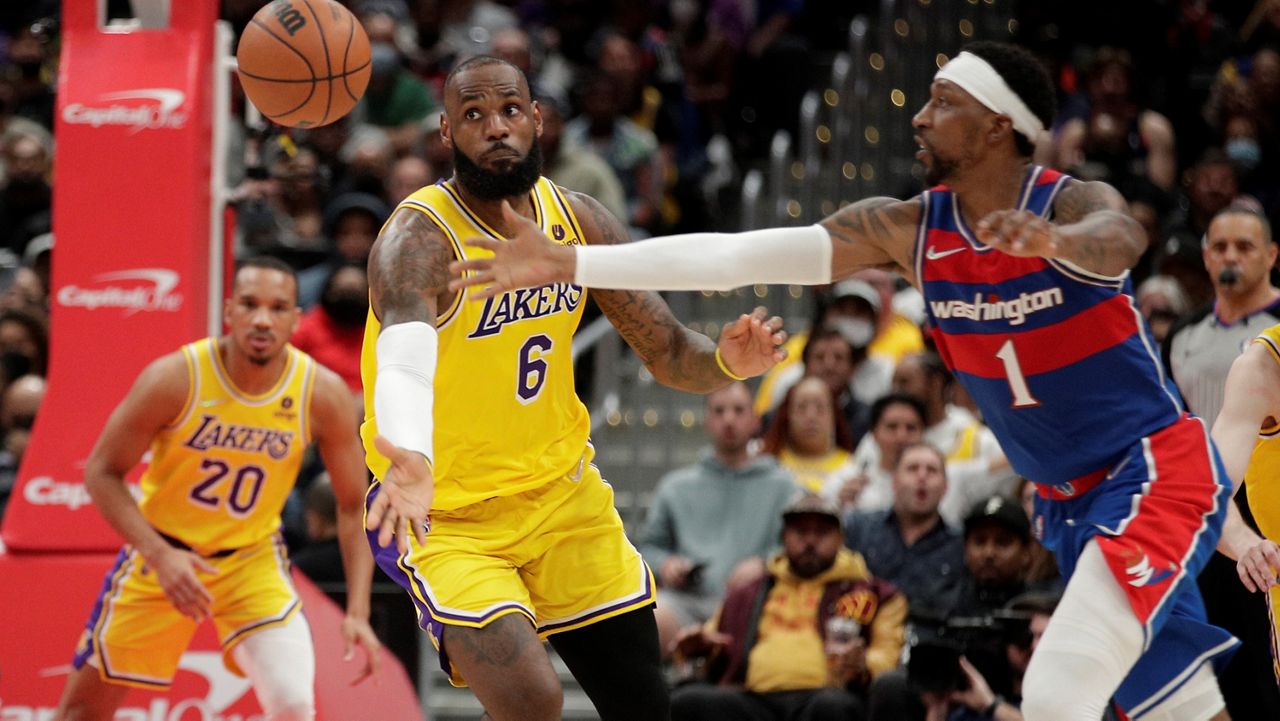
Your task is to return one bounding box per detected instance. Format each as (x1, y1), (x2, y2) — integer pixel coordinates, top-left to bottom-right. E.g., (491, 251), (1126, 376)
(573, 224), (833, 291)
(374, 321), (436, 464)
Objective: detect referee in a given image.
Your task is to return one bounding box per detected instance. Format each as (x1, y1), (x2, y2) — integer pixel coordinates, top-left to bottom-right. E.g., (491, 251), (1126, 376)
(1163, 205), (1280, 719)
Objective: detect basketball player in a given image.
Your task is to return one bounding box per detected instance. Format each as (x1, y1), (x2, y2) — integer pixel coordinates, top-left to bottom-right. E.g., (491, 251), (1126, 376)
(452, 43), (1235, 721)
(360, 57), (785, 721)
(55, 258), (380, 721)
(1210, 324), (1280, 685)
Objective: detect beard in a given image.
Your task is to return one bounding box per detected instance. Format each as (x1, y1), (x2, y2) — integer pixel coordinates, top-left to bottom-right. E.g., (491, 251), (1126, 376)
(789, 548), (836, 579)
(923, 152), (961, 186)
(453, 140), (542, 200)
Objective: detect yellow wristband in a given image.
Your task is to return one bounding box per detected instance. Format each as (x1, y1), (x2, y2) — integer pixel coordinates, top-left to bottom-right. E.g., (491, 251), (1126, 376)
(715, 347), (748, 381)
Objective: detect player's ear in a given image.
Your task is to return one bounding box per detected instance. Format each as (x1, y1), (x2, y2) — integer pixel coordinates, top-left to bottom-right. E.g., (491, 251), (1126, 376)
(989, 114), (1013, 145)
(439, 114), (453, 149)
(532, 100), (543, 138)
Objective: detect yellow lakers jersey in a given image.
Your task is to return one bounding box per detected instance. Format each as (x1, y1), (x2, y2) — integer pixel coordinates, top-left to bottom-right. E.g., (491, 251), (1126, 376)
(1246, 325), (1280, 541)
(139, 338), (315, 553)
(360, 177), (591, 511)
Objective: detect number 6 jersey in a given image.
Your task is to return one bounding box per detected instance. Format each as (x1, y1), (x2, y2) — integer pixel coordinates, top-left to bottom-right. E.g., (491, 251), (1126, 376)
(139, 338), (315, 554)
(916, 166), (1184, 487)
(360, 177), (591, 511)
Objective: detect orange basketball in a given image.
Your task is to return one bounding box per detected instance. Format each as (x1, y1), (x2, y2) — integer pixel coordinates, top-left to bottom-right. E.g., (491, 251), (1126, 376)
(236, 0), (371, 128)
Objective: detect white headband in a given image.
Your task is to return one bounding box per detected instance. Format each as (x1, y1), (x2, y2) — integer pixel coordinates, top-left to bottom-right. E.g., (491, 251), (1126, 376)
(935, 51), (1044, 139)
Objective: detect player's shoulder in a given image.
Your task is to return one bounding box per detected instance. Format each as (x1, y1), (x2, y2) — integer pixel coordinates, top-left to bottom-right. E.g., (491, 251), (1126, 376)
(139, 345), (195, 385)
(561, 187), (628, 246)
(1251, 324), (1280, 362)
(116, 346), (194, 415)
(303, 360), (356, 428)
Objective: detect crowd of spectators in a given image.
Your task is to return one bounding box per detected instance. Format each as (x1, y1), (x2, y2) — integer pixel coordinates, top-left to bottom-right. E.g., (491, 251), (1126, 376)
(4, 0), (1280, 716)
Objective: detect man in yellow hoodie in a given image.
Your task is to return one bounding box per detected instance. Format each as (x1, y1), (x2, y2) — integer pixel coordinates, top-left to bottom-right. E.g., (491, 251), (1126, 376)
(671, 494), (908, 721)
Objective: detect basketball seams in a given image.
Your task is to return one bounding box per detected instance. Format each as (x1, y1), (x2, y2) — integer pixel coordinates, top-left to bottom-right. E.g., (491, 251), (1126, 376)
(248, 18), (316, 80)
(244, 18), (319, 121)
(236, 60), (370, 84)
(340, 6), (358, 102)
(299, 0), (335, 126)
(238, 0), (369, 127)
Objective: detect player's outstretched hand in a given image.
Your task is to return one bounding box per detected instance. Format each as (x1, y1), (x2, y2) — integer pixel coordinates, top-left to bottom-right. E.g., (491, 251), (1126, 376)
(147, 545), (218, 621)
(717, 306), (787, 379)
(1236, 537), (1280, 593)
(976, 209), (1063, 259)
(342, 615), (384, 686)
(366, 434), (433, 554)
(448, 200), (577, 299)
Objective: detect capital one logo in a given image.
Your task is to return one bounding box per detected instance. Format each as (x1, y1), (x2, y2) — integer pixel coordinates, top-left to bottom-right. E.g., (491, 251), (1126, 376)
(62, 88), (188, 133)
(22, 476), (141, 509)
(57, 269), (184, 316)
(17, 652), (263, 720)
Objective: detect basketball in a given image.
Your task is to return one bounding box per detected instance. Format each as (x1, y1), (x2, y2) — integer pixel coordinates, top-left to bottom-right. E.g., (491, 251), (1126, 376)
(236, 0), (371, 128)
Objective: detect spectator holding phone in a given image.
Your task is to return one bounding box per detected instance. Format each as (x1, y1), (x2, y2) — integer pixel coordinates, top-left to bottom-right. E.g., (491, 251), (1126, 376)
(638, 382), (797, 658)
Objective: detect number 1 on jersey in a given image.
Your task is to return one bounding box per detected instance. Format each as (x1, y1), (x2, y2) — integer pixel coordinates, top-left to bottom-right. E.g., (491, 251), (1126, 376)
(995, 339), (1040, 408)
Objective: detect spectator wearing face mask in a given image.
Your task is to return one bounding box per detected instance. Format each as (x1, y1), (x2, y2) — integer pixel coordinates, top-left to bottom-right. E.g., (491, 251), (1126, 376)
(756, 280), (894, 418)
(0, 306), (46, 378)
(291, 263), (370, 402)
(297, 192), (390, 308)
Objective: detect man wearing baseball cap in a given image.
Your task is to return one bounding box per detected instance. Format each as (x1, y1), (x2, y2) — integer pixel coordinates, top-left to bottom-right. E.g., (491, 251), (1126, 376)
(670, 494), (906, 721)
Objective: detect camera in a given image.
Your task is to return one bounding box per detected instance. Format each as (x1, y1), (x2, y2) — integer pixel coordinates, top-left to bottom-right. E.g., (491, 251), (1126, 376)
(904, 610), (1031, 695)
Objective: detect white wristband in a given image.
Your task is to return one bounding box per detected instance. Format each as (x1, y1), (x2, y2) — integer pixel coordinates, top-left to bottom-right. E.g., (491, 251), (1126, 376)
(374, 321), (437, 464)
(573, 224), (833, 291)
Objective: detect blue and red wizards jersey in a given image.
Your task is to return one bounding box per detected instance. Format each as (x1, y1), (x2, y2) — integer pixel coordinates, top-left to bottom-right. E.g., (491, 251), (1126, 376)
(915, 165), (1185, 486)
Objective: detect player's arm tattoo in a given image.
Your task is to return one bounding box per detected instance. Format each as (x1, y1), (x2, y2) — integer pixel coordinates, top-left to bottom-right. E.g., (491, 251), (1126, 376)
(1050, 179), (1146, 277)
(368, 207), (455, 325)
(820, 196), (921, 283)
(570, 192), (727, 392)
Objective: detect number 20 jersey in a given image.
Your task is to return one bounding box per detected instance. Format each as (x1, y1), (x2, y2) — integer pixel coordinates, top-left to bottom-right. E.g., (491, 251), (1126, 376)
(139, 338), (315, 553)
(360, 178), (590, 511)
(916, 166), (1183, 486)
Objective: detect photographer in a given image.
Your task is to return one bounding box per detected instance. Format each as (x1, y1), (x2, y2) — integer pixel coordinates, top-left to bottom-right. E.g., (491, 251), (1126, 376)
(670, 494), (907, 721)
(869, 495), (1034, 721)
(919, 592), (1059, 721)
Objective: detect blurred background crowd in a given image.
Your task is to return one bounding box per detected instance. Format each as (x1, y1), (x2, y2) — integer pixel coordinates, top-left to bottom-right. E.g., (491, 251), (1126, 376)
(2, 0), (1280, 719)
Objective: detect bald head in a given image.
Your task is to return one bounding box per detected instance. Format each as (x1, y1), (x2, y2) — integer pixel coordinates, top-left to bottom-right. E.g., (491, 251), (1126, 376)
(444, 56), (531, 110)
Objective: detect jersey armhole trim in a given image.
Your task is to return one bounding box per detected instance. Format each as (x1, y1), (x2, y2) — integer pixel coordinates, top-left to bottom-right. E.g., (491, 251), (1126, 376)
(913, 191), (932, 286)
(1255, 334), (1280, 366)
(397, 199), (467, 329)
(1047, 257), (1128, 288)
(298, 355), (317, 446)
(165, 343), (200, 430)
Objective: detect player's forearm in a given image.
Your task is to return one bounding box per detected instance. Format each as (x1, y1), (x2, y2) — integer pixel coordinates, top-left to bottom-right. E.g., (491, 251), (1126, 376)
(336, 502), (375, 619)
(574, 225), (833, 291)
(652, 329), (736, 393)
(84, 470), (170, 560)
(1216, 502), (1265, 561)
(1052, 210), (1146, 277)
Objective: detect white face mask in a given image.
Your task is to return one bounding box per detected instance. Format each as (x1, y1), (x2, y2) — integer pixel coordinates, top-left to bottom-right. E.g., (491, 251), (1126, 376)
(670, 0), (699, 25)
(831, 317), (875, 349)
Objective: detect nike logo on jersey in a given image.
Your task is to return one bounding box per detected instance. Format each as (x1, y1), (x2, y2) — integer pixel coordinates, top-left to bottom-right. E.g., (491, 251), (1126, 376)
(925, 245), (966, 260)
